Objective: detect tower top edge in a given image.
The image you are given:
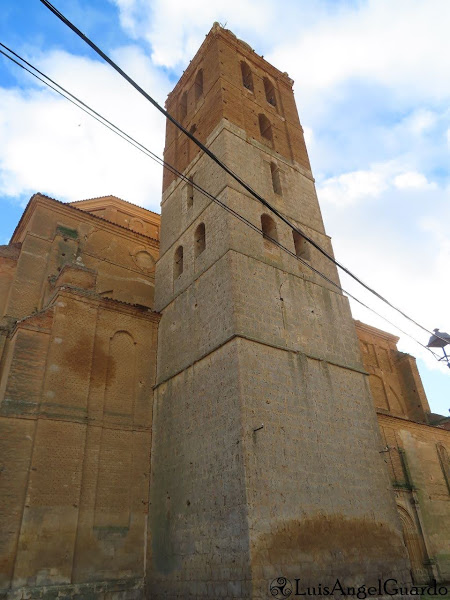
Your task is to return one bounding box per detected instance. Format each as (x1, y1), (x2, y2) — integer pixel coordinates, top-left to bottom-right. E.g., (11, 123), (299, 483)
(166, 22), (294, 105)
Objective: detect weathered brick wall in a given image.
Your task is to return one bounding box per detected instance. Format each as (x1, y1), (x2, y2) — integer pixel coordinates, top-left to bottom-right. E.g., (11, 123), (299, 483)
(70, 196), (160, 240)
(3, 196), (158, 323)
(0, 196), (160, 599)
(355, 321), (430, 421)
(356, 321), (450, 584)
(378, 415), (450, 583)
(0, 290), (158, 591)
(163, 23), (311, 192)
(0, 292), (158, 596)
(0, 245), (20, 322)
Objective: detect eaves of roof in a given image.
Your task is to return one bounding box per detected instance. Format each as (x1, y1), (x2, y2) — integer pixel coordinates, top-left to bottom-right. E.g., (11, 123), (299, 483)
(10, 192), (160, 245)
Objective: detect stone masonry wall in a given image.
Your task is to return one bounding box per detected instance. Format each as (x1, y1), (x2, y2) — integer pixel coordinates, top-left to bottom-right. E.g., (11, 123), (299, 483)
(153, 67), (411, 598)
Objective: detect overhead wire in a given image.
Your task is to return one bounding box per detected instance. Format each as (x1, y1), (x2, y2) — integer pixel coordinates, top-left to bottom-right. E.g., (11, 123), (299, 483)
(0, 42), (441, 361)
(37, 0), (447, 349)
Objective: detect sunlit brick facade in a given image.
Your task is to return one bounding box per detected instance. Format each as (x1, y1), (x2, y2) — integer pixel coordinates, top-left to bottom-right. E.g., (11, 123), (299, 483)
(0, 23), (448, 600)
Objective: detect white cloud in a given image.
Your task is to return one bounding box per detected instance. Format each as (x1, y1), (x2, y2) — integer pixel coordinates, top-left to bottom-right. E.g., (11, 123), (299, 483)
(318, 168), (389, 207)
(320, 178), (450, 388)
(334, 233), (450, 379)
(317, 161), (438, 207)
(111, 0), (275, 68)
(405, 109), (438, 136)
(303, 125), (313, 147)
(268, 0), (450, 104)
(0, 47), (171, 209)
(316, 157), (450, 411)
(393, 171), (436, 190)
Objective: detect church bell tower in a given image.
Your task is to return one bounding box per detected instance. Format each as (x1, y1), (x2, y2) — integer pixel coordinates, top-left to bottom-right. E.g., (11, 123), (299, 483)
(150, 23), (410, 599)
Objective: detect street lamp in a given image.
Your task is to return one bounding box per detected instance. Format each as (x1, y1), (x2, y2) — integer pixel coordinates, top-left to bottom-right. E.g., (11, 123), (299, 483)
(427, 329), (450, 368)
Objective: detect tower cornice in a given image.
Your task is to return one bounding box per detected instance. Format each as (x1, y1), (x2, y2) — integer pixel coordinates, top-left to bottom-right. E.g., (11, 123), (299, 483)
(166, 22), (294, 105)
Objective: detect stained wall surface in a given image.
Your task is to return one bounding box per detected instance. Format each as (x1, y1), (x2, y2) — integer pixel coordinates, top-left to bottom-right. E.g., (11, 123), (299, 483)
(0, 22), (449, 600)
(0, 194), (160, 599)
(151, 23), (412, 600)
(356, 321), (450, 584)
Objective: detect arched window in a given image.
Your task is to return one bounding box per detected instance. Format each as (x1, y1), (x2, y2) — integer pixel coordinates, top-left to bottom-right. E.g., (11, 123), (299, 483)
(240, 62), (254, 91)
(261, 214), (278, 250)
(263, 77), (277, 107)
(270, 162), (282, 195)
(194, 223), (206, 257)
(195, 69), (203, 101)
(293, 230), (310, 261)
(180, 91), (187, 120)
(187, 176), (194, 209)
(174, 245), (184, 279)
(258, 114), (273, 146)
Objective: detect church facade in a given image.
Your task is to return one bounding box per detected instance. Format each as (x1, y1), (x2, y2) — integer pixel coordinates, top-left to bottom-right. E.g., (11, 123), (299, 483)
(0, 23), (448, 600)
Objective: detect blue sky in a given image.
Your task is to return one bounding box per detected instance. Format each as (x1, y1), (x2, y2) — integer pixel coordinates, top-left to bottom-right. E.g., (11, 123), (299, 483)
(0, 0), (449, 415)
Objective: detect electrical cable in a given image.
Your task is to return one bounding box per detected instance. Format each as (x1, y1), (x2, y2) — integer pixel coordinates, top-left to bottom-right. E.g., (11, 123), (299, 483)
(0, 43), (441, 361)
(38, 0), (447, 348)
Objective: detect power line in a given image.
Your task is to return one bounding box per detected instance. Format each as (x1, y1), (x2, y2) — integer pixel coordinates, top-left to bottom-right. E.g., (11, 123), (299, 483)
(0, 42), (441, 361)
(0, 42), (440, 360)
(38, 0), (447, 348)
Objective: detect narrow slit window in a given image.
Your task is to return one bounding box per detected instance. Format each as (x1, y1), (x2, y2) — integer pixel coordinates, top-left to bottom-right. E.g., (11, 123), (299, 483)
(174, 246), (184, 279)
(195, 69), (204, 101)
(261, 214), (278, 250)
(293, 230), (310, 261)
(263, 77), (277, 107)
(270, 162), (282, 195)
(180, 91), (187, 120)
(258, 114), (273, 146)
(194, 223), (206, 257)
(187, 176), (194, 209)
(240, 62), (254, 91)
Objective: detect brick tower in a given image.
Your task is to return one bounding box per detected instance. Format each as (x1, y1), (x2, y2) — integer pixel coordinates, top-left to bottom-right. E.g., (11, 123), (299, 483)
(150, 23), (410, 599)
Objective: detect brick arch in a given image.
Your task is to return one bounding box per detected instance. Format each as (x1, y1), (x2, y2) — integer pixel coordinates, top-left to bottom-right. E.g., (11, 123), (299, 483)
(95, 331), (136, 530)
(397, 505), (430, 584)
(104, 331), (136, 418)
(368, 374), (389, 411)
(387, 383), (407, 417)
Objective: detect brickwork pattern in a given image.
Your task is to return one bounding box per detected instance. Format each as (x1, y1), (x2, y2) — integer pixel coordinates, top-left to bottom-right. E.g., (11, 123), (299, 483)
(0, 196), (160, 598)
(163, 24), (311, 191)
(356, 322), (450, 583)
(1, 22), (448, 600)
